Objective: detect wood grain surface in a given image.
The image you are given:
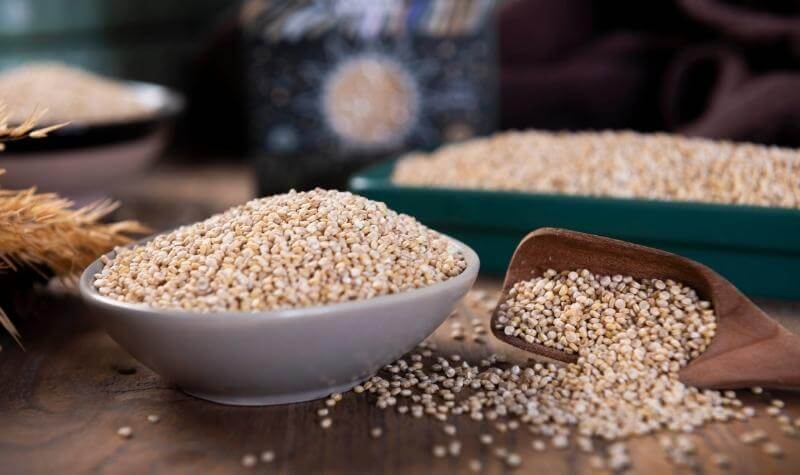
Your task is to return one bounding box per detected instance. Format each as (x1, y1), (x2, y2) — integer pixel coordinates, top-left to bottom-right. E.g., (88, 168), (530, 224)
(1, 164), (799, 474)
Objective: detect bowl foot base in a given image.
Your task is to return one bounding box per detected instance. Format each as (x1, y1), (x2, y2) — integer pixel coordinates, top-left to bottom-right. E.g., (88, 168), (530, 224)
(182, 381), (362, 406)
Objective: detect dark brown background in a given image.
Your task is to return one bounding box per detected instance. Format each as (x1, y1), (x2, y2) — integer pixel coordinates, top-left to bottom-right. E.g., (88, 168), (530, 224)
(498, 0), (800, 146)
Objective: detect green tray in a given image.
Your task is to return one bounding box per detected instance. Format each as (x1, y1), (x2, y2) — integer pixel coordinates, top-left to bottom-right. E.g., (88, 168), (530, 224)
(349, 160), (800, 299)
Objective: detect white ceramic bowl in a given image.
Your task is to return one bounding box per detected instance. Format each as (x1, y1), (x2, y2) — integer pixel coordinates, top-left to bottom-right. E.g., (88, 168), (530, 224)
(79, 238), (479, 406)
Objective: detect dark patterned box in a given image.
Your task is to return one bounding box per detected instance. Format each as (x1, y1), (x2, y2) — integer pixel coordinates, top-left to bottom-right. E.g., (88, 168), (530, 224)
(242, 0), (497, 194)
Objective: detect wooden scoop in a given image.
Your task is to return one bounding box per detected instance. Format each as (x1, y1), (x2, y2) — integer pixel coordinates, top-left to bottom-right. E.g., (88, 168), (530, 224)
(491, 228), (800, 389)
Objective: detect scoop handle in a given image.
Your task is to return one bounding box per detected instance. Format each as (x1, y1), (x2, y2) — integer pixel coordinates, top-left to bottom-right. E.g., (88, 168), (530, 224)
(680, 316), (800, 390)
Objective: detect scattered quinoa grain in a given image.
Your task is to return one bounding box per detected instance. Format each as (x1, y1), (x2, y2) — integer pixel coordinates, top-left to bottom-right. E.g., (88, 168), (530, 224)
(782, 426), (800, 438)
(607, 443), (630, 472)
(739, 430), (767, 445)
(146, 414), (160, 424)
(320, 418), (332, 429)
(241, 454), (258, 468)
(589, 455), (605, 470)
(448, 441), (462, 457)
(711, 453), (730, 468)
(552, 435), (568, 449)
(763, 442), (783, 458)
(576, 436), (593, 453)
(676, 435), (695, 454)
(505, 453), (522, 467)
(468, 459), (482, 472)
(260, 450), (275, 463)
(116, 426), (133, 439)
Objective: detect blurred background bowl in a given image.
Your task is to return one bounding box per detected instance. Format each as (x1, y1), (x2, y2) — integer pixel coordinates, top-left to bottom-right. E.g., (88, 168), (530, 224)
(0, 81), (183, 202)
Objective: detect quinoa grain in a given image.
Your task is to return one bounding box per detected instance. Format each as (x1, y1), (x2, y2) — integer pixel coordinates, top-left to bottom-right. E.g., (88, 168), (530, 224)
(448, 441), (462, 457)
(468, 459), (482, 472)
(711, 453), (730, 468)
(763, 442), (783, 458)
(241, 454), (257, 468)
(505, 453), (522, 467)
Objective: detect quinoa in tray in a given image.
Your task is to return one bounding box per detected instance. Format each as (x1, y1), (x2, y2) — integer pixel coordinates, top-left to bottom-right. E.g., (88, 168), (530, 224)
(392, 130), (800, 209)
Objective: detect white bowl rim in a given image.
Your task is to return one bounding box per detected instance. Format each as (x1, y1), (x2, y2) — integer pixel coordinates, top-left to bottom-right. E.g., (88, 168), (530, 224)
(79, 234), (480, 321)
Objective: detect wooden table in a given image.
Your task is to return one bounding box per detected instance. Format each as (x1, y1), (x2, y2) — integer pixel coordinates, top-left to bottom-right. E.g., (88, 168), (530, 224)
(2, 165), (799, 474)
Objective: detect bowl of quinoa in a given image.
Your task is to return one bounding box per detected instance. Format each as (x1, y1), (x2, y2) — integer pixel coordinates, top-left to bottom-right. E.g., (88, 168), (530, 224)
(80, 189), (478, 405)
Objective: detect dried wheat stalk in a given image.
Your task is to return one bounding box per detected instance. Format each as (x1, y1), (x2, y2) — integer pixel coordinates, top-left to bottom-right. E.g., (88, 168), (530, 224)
(0, 102), (148, 345)
(0, 181), (149, 276)
(0, 102), (68, 150)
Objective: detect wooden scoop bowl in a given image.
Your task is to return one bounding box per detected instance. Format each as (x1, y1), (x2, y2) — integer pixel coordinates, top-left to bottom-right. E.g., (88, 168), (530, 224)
(491, 228), (800, 389)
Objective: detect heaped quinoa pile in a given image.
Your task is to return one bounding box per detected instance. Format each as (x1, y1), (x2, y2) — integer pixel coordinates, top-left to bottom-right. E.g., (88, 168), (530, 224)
(93, 189), (466, 311)
(392, 130), (800, 209)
